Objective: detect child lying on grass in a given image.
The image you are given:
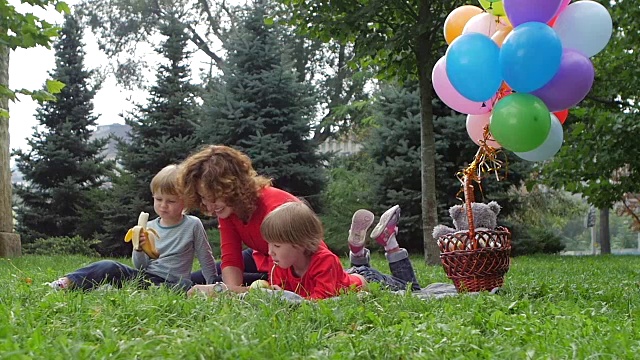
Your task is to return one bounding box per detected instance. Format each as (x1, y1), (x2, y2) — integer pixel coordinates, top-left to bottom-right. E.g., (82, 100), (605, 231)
(47, 165), (218, 292)
(259, 202), (421, 300)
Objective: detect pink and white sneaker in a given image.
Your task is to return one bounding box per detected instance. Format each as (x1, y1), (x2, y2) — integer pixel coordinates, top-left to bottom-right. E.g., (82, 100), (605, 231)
(370, 205), (401, 247)
(348, 209), (375, 254)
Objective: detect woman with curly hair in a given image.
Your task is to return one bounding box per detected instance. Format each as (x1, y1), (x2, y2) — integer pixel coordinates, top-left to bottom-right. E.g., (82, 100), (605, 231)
(178, 145), (301, 295)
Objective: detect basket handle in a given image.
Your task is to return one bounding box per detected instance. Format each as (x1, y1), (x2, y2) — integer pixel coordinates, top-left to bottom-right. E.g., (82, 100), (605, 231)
(459, 127), (504, 250)
(463, 174), (477, 248)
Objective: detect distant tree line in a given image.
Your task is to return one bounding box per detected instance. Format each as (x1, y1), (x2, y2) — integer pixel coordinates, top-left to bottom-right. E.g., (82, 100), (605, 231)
(13, 0), (638, 258)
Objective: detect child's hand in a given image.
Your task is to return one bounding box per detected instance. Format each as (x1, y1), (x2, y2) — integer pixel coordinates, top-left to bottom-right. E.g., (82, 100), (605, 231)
(135, 232), (147, 251)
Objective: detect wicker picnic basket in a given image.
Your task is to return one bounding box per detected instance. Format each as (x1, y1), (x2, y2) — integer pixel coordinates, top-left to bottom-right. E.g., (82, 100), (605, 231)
(437, 169), (512, 292)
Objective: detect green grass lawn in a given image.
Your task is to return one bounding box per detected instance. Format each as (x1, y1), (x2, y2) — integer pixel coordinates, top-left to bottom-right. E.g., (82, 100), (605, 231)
(1, 254), (639, 359)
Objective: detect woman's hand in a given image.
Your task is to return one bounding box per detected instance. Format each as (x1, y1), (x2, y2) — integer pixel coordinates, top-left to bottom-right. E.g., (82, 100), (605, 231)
(221, 266), (249, 292)
(187, 282), (248, 297)
(225, 284), (249, 293)
(187, 284), (220, 297)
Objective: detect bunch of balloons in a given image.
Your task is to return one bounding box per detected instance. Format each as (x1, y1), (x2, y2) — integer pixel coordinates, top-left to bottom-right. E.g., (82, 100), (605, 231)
(434, 0), (612, 162)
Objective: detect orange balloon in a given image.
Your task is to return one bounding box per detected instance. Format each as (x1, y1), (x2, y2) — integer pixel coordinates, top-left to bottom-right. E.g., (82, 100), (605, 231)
(495, 81), (513, 102)
(444, 5), (484, 44)
(491, 26), (512, 47)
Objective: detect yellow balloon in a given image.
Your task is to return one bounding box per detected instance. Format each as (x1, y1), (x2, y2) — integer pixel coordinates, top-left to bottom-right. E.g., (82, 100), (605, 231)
(444, 5), (484, 44)
(478, 0), (506, 17)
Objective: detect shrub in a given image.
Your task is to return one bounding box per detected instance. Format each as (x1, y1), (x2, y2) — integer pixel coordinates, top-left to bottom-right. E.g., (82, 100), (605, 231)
(22, 235), (100, 256)
(320, 153), (374, 254)
(507, 221), (565, 256)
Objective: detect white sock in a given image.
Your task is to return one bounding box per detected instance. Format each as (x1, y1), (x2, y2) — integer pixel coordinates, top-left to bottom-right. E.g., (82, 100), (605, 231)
(384, 234), (399, 252)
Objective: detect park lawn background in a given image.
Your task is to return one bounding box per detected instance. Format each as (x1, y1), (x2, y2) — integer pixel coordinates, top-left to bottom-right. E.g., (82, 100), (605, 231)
(1, 254), (639, 359)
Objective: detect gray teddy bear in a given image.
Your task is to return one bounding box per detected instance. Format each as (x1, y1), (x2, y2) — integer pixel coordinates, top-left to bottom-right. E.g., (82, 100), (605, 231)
(432, 201), (502, 248)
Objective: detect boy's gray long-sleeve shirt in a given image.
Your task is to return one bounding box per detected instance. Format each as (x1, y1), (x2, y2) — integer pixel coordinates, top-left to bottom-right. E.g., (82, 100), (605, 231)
(132, 215), (217, 284)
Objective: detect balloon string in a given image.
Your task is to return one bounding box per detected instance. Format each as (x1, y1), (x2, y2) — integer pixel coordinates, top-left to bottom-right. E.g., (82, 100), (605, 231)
(455, 125), (508, 203)
(490, 84), (513, 109)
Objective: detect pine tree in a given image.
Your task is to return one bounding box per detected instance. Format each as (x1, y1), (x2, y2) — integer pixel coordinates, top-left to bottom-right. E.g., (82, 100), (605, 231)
(98, 17), (201, 255)
(364, 85), (424, 251)
(12, 14), (111, 245)
(199, 3), (325, 205)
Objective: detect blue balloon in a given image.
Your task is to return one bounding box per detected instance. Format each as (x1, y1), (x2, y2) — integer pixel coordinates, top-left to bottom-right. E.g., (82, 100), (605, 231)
(445, 33), (502, 102)
(499, 22), (563, 93)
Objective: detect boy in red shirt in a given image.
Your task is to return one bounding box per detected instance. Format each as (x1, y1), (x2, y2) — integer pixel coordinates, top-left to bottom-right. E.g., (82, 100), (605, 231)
(260, 202), (420, 300)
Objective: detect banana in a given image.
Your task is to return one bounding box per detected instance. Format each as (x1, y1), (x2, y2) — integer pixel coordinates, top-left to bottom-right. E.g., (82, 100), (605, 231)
(124, 212), (160, 259)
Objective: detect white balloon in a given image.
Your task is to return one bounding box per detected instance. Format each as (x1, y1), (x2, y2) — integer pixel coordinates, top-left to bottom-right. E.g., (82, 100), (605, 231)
(514, 114), (563, 162)
(463, 13), (499, 37)
(553, 0), (612, 58)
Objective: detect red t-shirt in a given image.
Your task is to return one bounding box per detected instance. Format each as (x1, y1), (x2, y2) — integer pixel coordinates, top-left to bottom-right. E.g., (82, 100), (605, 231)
(269, 246), (363, 300)
(218, 186), (298, 273)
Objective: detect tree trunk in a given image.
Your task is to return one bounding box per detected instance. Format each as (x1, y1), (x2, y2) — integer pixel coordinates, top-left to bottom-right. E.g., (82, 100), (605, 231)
(599, 207), (611, 254)
(416, 0), (440, 266)
(0, 44), (22, 257)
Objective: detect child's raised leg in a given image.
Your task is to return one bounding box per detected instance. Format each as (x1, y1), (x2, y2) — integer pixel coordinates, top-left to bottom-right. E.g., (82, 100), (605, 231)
(371, 205), (420, 290)
(348, 209), (374, 267)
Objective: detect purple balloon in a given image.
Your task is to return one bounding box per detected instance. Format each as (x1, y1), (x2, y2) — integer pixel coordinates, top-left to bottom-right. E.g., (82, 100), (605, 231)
(531, 49), (595, 112)
(504, 0), (563, 27)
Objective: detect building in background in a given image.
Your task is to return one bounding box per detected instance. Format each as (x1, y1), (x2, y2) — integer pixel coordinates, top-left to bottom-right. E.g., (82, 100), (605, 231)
(317, 138), (362, 156)
(92, 123), (130, 160)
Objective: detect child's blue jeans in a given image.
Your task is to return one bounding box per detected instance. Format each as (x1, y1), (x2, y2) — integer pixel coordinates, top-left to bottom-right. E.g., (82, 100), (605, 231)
(347, 248), (421, 291)
(190, 248), (268, 285)
(66, 260), (191, 291)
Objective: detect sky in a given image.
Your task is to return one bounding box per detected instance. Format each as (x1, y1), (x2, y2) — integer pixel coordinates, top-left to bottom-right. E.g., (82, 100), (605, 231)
(7, 1), (149, 160)
(7, 0), (211, 164)
(9, 42), (147, 153)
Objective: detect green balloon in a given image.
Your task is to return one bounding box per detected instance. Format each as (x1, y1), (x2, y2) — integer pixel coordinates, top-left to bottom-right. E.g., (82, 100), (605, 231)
(489, 94), (551, 152)
(478, 0), (506, 17)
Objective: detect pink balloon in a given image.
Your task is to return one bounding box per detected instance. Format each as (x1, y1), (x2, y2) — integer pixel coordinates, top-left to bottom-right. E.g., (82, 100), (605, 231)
(463, 13), (499, 37)
(433, 57), (491, 115)
(466, 113), (502, 148)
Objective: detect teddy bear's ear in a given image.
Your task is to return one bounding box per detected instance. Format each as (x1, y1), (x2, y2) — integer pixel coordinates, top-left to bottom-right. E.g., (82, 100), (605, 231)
(487, 201), (501, 216)
(449, 205), (463, 219)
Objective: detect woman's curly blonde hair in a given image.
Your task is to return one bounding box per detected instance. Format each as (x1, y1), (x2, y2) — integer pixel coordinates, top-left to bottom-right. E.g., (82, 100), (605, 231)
(178, 145), (272, 222)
